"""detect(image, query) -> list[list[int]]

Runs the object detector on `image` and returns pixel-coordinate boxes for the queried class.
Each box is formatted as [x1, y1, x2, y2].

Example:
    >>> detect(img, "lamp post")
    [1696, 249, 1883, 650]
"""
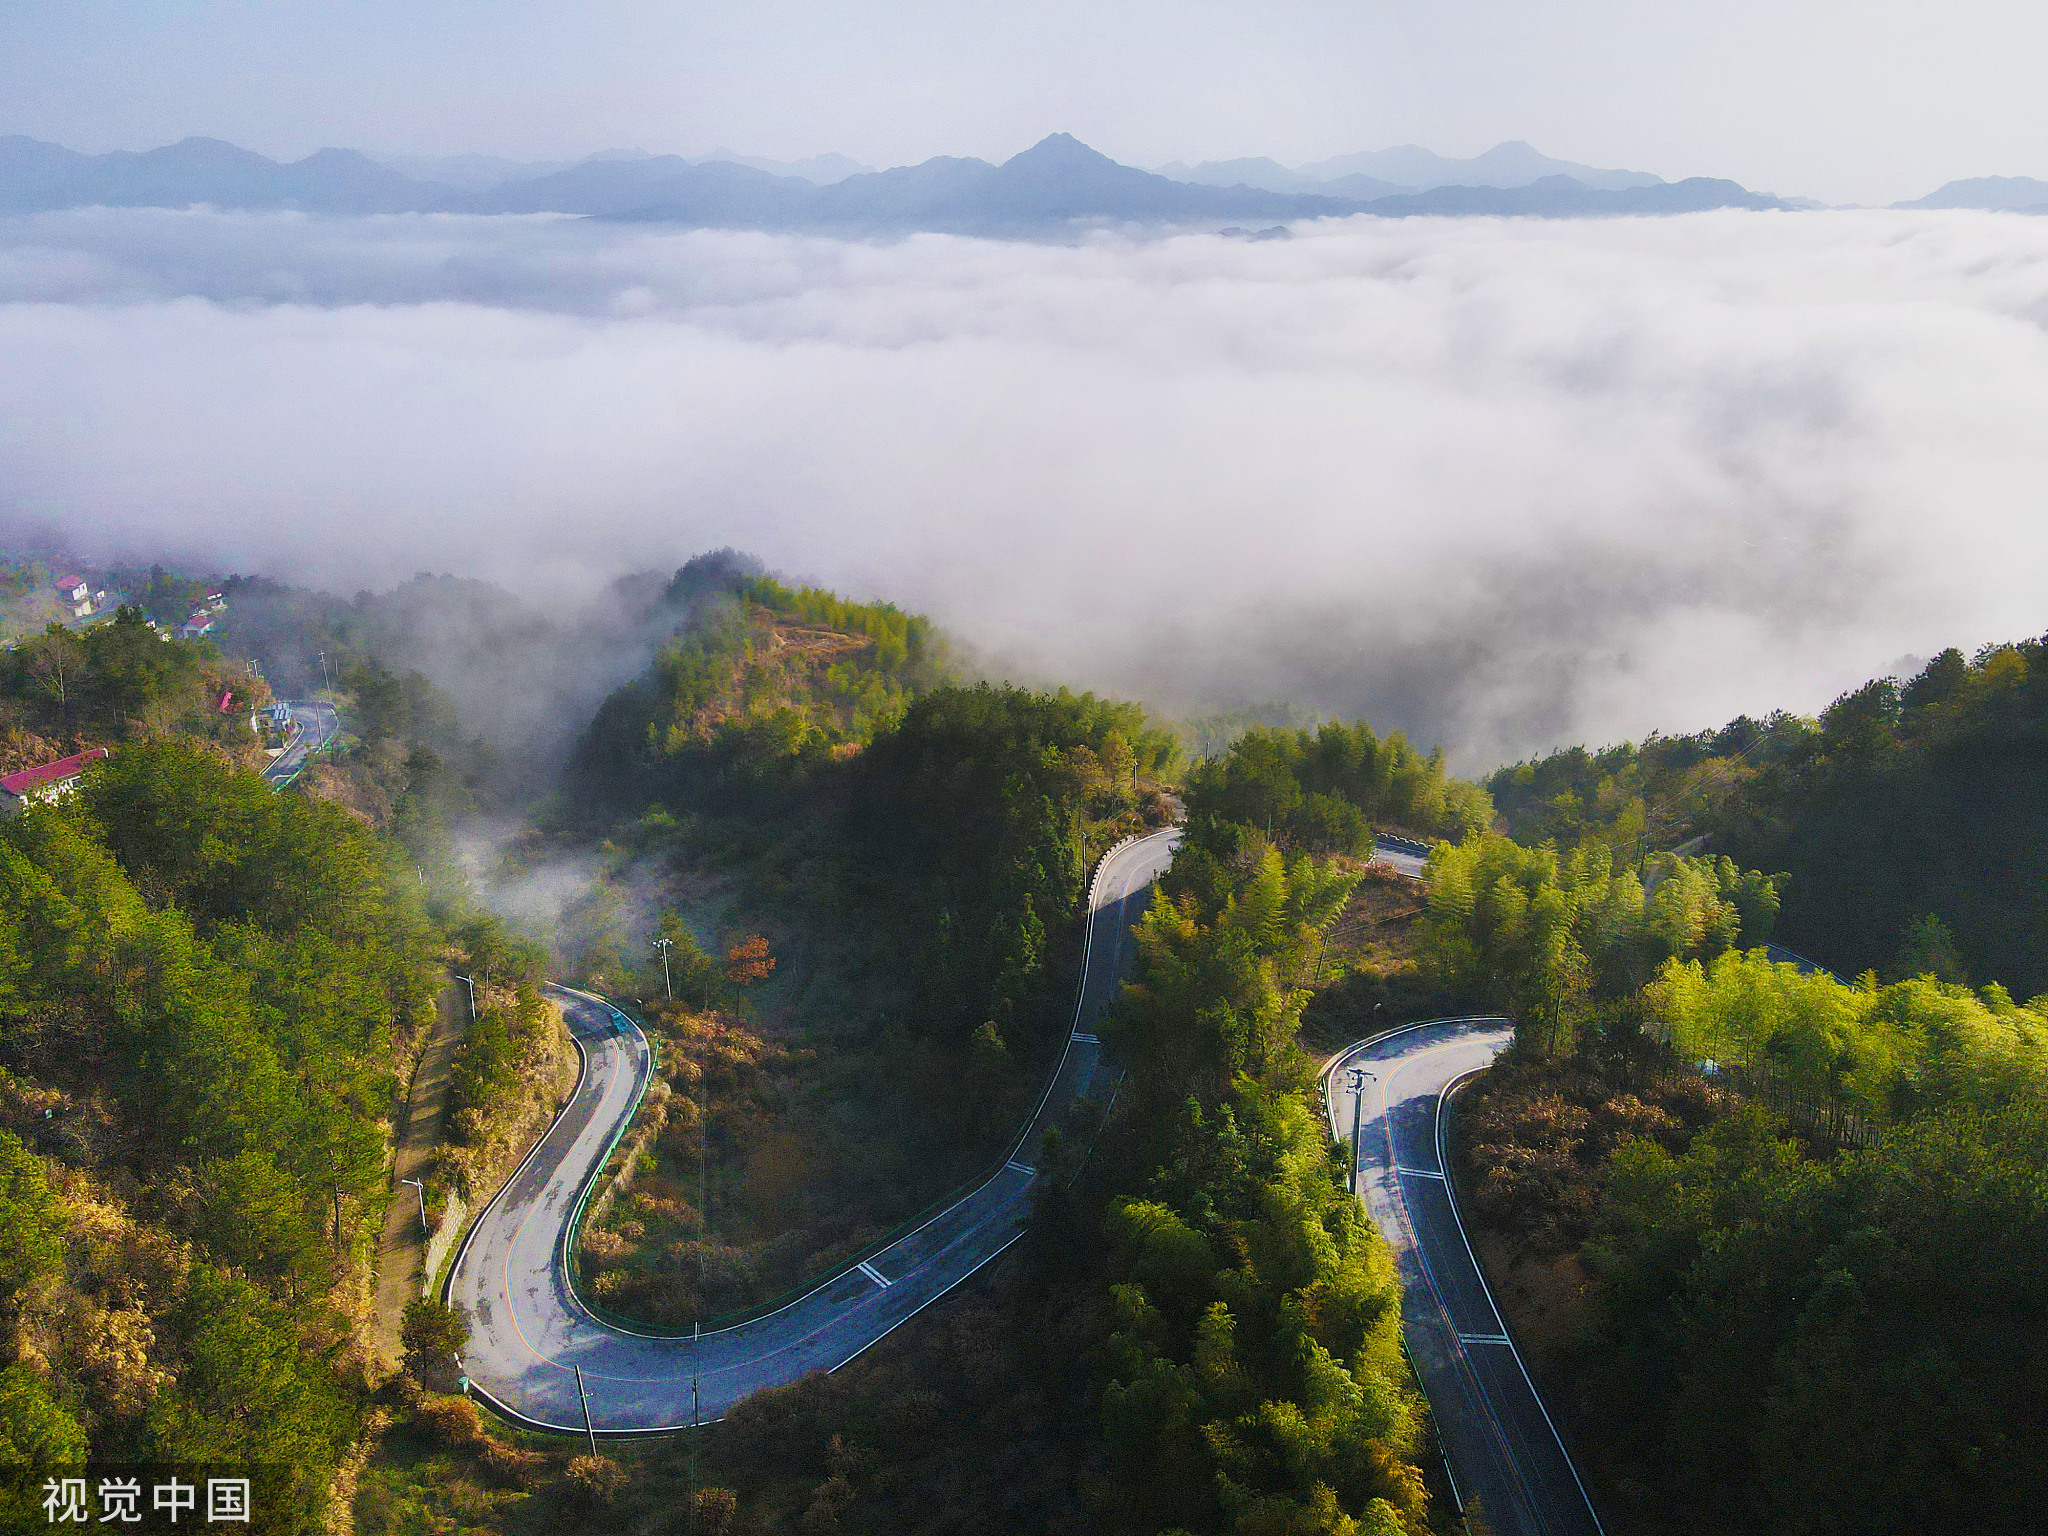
[653, 936, 674, 1000]
[689, 1375, 701, 1532]
[400, 1177, 427, 1238]
[574, 1364, 599, 1458]
[453, 974, 477, 1024]
[1346, 1065, 1373, 1192]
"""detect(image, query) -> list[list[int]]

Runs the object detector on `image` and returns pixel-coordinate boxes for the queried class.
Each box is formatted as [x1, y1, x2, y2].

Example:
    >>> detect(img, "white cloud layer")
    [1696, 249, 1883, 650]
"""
[4, 206, 2048, 767]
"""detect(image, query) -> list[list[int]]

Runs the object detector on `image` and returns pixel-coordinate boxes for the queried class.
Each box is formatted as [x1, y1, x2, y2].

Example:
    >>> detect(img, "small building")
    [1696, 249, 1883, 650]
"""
[53, 573, 93, 618]
[0, 747, 109, 815]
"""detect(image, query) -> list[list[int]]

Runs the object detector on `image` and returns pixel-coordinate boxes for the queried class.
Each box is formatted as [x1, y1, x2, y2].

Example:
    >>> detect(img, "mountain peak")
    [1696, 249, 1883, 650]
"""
[1008, 133, 1115, 168]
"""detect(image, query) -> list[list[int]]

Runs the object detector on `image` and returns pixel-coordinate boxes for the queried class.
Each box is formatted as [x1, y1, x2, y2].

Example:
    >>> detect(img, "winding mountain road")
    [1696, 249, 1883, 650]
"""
[445, 813, 1565, 1532]
[1325, 1021, 1605, 1536]
[449, 826, 1181, 1430]
[262, 699, 339, 788]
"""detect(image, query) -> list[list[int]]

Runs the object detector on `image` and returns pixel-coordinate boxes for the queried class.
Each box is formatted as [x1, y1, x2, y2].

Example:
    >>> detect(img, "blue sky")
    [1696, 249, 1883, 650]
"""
[6, 1, 2047, 204]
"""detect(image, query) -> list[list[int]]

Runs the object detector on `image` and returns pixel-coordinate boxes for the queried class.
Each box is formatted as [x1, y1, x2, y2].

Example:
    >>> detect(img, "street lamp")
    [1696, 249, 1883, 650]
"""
[1345, 1065, 1375, 1191]
[400, 1177, 427, 1238]
[454, 974, 477, 1024]
[653, 936, 674, 999]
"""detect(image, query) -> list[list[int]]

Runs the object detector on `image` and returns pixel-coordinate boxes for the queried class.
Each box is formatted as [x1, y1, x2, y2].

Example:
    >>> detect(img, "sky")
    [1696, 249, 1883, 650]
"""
[6, 1, 2048, 205]
[6, 205, 2048, 770]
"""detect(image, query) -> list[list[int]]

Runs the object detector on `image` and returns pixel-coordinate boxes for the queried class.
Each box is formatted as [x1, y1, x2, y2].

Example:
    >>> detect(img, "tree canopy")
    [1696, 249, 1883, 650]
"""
[1486, 636, 2048, 995]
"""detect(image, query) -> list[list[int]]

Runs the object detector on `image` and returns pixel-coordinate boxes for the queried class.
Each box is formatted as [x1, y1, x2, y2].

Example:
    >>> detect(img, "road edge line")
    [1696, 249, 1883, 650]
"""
[1434, 1062, 1609, 1535]
[531, 826, 1183, 1348]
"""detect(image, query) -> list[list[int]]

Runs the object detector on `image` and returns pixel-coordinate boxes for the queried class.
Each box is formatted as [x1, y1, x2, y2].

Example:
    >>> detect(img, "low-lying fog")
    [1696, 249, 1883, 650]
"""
[6, 206, 2047, 766]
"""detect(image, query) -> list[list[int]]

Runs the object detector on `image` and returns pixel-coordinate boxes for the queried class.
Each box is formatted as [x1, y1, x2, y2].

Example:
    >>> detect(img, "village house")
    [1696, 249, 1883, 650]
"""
[0, 747, 109, 815]
[51, 572, 113, 621]
[53, 573, 93, 619]
[180, 590, 228, 640]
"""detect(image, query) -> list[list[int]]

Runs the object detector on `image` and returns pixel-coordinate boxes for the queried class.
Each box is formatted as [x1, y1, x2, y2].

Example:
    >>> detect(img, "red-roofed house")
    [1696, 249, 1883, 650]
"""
[0, 747, 108, 814]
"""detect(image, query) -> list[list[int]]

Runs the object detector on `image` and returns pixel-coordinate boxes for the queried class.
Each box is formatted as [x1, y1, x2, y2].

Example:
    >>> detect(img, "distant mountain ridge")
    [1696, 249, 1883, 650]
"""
[1360, 175, 1783, 217]
[569, 134, 1367, 232]
[0, 131, 1794, 231]
[369, 146, 874, 190]
[0, 135, 446, 213]
[1157, 140, 1664, 194]
[1894, 175, 2048, 212]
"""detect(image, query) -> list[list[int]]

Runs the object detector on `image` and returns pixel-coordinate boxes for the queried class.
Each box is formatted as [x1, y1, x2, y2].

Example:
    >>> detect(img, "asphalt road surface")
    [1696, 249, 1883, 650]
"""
[262, 699, 339, 787]
[448, 826, 1182, 1431]
[1325, 1021, 1605, 1536]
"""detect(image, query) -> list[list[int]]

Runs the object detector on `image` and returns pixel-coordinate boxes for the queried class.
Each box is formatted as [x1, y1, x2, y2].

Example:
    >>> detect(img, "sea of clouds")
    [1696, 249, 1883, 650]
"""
[3, 205, 2046, 767]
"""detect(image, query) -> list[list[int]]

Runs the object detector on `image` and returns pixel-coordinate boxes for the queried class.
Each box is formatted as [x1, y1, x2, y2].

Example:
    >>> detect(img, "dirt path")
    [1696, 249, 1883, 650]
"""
[370, 983, 466, 1366]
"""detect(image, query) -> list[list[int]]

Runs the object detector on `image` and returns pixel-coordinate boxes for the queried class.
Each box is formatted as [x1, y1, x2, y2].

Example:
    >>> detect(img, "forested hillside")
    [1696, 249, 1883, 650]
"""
[1061, 762, 1438, 1534]
[565, 683, 1181, 1325]
[1422, 835, 1779, 1052]
[0, 745, 437, 1526]
[565, 567, 948, 812]
[1174, 719, 1493, 862]
[1429, 776, 2048, 1532]
[220, 552, 780, 804]
[525, 716, 1458, 1535]
[0, 608, 265, 774]
[1486, 635, 2048, 993]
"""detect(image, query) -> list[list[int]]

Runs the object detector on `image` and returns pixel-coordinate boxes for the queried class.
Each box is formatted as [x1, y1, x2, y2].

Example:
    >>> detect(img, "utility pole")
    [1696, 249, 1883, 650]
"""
[699, 1087, 709, 1315]
[574, 1364, 599, 1459]
[689, 1374, 701, 1532]
[401, 1177, 427, 1239]
[654, 936, 674, 999]
[316, 650, 331, 692]
[454, 974, 477, 1024]
[1346, 1065, 1372, 1193]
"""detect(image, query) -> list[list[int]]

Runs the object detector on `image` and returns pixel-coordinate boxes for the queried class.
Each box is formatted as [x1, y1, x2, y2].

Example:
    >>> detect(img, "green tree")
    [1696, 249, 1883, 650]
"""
[0, 1132, 63, 1304]
[1896, 911, 1967, 983]
[399, 1299, 470, 1390]
[0, 1366, 87, 1464]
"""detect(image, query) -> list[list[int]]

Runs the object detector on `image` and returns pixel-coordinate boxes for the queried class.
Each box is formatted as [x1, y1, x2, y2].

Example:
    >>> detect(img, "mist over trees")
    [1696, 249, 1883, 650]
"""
[221, 553, 773, 802]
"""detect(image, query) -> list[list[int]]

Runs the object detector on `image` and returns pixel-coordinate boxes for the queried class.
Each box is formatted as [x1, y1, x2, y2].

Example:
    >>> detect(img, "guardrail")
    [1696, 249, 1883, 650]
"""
[265, 701, 340, 790]
[1374, 831, 1434, 858]
[557, 989, 661, 1329]
[553, 822, 1180, 1339]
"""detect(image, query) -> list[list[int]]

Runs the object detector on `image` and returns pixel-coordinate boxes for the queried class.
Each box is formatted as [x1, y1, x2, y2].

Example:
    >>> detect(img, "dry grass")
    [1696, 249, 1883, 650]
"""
[1321, 861, 1428, 976]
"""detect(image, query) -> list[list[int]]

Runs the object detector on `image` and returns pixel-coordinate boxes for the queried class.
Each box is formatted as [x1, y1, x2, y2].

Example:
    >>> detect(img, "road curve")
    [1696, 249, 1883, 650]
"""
[1325, 1021, 1604, 1536]
[448, 826, 1181, 1431]
[263, 699, 339, 788]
